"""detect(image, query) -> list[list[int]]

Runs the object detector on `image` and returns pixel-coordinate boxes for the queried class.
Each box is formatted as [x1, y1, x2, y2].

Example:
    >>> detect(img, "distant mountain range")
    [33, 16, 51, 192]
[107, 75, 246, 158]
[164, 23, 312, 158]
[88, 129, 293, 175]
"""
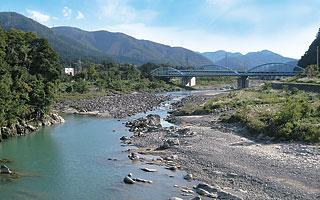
[0, 12, 212, 66]
[200, 50, 298, 70]
[0, 12, 298, 68]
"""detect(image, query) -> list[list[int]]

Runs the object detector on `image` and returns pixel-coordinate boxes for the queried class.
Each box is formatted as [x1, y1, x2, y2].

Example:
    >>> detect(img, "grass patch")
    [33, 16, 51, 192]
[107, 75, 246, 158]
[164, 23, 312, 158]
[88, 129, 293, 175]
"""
[199, 85, 320, 143]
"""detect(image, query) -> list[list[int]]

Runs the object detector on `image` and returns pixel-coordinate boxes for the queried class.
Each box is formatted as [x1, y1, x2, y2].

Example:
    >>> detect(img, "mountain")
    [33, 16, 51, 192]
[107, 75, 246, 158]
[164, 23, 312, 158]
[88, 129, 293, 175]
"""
[0, 12, 107, 63]
[201, 50, 242, 63]
[0, 12, 212, 66]
[201, 50, 297, 70]
[52, 26, 212, 66]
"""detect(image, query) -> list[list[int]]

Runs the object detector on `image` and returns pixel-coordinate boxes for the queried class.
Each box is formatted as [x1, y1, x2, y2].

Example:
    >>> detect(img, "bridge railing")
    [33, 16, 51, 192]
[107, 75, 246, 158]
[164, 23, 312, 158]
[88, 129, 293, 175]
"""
[151, 63, 304, 77]
[245, 63, 304, 74]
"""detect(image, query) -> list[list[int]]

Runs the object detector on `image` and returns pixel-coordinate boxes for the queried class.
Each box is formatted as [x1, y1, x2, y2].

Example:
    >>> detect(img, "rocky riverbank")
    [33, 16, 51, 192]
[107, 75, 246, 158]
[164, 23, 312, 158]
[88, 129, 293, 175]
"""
[54, 93, 171, 118]
[0, 113, 65, 142]
[122, 92, 320, 200]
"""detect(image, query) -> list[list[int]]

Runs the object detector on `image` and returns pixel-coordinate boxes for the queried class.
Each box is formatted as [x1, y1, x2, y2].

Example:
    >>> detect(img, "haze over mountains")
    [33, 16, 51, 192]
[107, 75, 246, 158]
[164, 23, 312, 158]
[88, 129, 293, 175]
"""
[0, 12, 297, 68]
[201, 50, 297, 70]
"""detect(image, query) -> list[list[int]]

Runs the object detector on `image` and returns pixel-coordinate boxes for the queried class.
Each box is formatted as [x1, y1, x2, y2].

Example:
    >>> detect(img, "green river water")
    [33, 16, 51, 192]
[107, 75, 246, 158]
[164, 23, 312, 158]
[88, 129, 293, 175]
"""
[0, 91, 214, 200]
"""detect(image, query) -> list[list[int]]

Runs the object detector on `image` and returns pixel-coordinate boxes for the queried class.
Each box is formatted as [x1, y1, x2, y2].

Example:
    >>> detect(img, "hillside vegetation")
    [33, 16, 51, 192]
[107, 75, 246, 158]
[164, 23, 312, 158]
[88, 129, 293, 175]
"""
[298, 28, 320, 68]
[0, 24, 61, 127]
[179, 84, 320, 143]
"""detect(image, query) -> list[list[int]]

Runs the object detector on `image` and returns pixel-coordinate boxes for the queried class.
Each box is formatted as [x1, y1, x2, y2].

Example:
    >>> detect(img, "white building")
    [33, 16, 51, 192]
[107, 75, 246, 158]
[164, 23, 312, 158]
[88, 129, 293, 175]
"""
[64, 68, 75, 76]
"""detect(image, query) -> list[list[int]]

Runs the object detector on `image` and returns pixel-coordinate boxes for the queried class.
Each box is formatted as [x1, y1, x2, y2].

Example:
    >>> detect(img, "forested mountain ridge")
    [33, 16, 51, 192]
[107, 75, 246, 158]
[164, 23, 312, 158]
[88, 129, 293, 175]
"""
[298, 28, 320, 68]
[0, 12, 107, 63]
[0, 12, 212, 66]
[52, 26, 213, 66]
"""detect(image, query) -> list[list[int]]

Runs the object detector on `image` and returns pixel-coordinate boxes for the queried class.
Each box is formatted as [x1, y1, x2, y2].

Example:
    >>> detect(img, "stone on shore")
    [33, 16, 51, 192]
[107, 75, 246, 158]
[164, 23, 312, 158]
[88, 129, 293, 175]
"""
[123, 176, 135, 184]
[120, 136, 130, 141]
[217, 190, 242, 200]
[183, 173, 193, 181]
[196, 183, 221, 193]
[162, 138, 180, 149]
[196, 188, 209, 196]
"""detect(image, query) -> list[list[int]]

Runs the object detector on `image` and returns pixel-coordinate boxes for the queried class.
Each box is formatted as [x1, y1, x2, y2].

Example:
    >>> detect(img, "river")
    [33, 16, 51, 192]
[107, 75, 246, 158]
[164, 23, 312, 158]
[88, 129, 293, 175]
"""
[0, 90, 215, 200]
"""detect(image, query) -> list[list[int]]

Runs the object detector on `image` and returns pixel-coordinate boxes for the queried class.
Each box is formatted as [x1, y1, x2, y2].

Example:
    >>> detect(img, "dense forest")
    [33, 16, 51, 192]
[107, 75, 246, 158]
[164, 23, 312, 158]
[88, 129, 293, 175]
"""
[0, 24, 61, 127]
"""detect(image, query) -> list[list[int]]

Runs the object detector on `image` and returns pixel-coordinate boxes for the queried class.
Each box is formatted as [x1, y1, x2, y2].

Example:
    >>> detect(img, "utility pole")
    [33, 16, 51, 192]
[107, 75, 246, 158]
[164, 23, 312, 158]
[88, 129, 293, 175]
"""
[317, 46, 319, 69]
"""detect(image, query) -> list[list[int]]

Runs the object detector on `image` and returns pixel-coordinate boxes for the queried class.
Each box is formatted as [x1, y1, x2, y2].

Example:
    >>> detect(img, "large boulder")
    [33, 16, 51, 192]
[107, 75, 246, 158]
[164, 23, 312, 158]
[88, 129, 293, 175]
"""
[146, 114, 161, 127]
[196, 183, 221, 193]
[162, 138, 180, 149]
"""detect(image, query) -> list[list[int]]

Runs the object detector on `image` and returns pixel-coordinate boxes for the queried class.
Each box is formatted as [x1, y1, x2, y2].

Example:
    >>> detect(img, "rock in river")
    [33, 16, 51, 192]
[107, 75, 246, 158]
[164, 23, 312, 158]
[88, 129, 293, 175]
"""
[140, 168, 158, 172]
[169, 197, 183, 200]
[0, 165, 12, 174]
[123, 176, 135, 184]
[128, 152, 140, 160]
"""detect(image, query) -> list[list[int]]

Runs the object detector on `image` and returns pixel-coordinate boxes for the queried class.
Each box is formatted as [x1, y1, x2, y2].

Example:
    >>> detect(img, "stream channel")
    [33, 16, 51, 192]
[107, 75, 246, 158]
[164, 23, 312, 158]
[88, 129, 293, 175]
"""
[0, 90, 218, 200]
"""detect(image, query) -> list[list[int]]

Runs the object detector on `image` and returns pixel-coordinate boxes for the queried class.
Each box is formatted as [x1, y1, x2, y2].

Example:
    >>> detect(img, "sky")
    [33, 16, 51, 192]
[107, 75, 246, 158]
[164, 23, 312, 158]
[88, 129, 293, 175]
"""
[1, 0, 320, 59]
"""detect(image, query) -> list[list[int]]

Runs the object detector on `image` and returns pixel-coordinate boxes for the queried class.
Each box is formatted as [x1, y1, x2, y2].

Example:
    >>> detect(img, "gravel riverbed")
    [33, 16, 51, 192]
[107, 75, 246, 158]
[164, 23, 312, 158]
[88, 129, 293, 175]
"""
[54, 93, 171, 118]
[126, 92, 320, 200]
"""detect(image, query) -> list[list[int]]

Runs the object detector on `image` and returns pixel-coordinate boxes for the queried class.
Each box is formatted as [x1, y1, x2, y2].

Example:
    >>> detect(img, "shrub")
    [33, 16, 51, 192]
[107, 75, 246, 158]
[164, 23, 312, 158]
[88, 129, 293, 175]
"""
[220, 113, 230, 122]
[291, 87, 299, 95]
[73, 80, 89, 94]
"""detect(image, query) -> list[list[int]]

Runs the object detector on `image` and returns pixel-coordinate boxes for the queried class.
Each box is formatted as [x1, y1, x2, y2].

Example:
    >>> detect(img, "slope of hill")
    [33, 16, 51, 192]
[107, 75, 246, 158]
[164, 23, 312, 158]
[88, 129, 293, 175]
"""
[52, 26, 213, 66]
[0, 12, 212, 66]
[298, 29, 320, 68]
[201, 50, 242, 63]
[201, 50, 297, 70]
[0, 12, 106, 63]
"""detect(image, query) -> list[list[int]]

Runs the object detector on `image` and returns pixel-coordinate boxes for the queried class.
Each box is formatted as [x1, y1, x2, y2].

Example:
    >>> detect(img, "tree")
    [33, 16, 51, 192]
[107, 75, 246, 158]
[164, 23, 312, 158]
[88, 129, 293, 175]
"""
[298, 28, 320, 69]
[0, 26, 62, 126]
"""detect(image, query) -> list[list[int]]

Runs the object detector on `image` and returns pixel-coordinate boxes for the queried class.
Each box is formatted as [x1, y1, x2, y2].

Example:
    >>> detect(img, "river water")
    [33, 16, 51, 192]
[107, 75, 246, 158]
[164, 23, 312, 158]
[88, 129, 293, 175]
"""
[0, 90, 215, 200]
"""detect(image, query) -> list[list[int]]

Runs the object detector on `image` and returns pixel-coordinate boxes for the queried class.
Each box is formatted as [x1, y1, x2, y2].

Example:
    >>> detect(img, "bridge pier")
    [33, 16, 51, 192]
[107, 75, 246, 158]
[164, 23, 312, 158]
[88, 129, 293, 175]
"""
[182, 77, 196, 87]
[238, 76, 249, 89]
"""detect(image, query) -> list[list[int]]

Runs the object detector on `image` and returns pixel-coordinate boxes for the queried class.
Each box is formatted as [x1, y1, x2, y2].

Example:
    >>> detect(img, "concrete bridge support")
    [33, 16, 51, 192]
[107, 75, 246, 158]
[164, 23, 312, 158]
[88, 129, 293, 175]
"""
[238, 76, 249, 89]
[182, 77, 196, 87]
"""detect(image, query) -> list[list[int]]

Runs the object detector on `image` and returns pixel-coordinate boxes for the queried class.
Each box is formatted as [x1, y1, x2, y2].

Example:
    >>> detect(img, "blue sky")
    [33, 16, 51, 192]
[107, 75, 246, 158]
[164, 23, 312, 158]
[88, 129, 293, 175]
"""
[1, 0, 320, 59]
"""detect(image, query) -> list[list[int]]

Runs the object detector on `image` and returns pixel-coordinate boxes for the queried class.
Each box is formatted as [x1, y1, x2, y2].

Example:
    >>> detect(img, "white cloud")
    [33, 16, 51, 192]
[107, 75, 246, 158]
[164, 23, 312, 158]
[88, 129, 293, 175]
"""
[62, 6, 72, 19]
[98, 0, 158, 24]
[26, 9, 50, 23]
[76, 11, 85, 19]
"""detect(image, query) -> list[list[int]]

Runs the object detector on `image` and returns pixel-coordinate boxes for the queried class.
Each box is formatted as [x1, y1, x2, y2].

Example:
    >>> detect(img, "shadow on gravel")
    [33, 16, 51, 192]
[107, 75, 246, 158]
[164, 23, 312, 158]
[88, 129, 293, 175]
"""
[230, 141, 257, 146]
